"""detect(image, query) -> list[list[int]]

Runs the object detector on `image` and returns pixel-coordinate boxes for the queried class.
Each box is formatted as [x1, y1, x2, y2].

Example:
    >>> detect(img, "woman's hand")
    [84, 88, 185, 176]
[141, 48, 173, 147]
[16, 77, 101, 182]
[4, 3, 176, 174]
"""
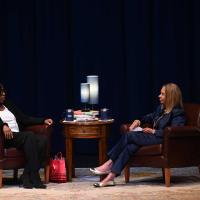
[3, 125, 13, 139]
[143, 127, 155, 134]
[44, 118, 53, 126]
[129, 120, 141, 131]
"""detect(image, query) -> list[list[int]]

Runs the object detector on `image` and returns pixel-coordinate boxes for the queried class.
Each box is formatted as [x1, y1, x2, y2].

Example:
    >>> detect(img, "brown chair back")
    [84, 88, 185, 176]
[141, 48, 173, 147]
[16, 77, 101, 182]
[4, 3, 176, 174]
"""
[184, 103, 200, 126]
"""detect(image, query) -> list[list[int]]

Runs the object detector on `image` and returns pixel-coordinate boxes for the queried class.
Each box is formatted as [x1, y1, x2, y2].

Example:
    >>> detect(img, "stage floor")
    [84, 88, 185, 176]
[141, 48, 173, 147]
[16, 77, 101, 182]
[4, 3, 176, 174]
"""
[1, 167, 200, 200]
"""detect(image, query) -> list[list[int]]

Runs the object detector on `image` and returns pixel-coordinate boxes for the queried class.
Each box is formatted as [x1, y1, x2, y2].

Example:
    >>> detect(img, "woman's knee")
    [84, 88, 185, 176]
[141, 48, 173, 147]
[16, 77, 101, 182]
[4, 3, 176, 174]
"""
[126, 131, 138, 141]
[23, 131, 36, 140]
[127, 143, 139, 155]
[36, 135, 48, 150]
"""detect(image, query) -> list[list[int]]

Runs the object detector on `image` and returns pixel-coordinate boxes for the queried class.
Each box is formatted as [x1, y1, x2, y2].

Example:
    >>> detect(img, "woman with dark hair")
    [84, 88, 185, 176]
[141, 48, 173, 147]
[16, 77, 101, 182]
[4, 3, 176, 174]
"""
[90, 83, 186, 187]
[0, 83, 53, 189]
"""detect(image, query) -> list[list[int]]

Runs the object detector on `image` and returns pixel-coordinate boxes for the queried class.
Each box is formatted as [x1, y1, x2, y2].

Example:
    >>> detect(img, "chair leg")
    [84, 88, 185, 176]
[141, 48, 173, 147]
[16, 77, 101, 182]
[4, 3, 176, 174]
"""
[0, 169, 3, 188]
[124, 165, 130, 183]
[164, 168, 171, 187]
[13, 169, 18, 180]
[162, 168, 165, 180]
[44, 165, 50, 183]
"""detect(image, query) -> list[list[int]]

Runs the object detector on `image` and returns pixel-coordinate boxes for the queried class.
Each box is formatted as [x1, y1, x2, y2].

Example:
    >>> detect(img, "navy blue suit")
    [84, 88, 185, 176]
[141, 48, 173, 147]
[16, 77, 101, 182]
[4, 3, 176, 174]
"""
[108, 105, 186, 175]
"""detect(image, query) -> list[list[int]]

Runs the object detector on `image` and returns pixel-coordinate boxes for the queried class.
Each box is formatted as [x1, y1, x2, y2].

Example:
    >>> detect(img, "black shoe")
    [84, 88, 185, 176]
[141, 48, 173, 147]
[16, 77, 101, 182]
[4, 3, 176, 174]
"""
[34, 183, 47, 189]
[19, 174, 33, 189]
[30, 172, 47, 189]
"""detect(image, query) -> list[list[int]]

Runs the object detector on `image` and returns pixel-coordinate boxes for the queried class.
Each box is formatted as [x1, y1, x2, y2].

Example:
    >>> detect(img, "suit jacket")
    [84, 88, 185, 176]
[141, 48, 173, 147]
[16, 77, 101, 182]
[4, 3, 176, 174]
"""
[0, 100, 45, 132]
[140, 105, 186, 137]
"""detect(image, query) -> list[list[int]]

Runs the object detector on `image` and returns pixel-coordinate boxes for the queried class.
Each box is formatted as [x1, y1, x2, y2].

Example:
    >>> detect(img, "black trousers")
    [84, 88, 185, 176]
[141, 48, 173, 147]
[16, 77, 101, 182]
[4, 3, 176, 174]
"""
[107, 131, 163, 175]
[5, 131, 48, 173]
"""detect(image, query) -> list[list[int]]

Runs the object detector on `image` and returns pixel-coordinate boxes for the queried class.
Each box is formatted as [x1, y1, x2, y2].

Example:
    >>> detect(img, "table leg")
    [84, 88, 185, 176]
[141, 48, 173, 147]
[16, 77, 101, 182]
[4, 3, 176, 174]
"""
[66, 137, 73, 181]
[99, 136, 107, 181]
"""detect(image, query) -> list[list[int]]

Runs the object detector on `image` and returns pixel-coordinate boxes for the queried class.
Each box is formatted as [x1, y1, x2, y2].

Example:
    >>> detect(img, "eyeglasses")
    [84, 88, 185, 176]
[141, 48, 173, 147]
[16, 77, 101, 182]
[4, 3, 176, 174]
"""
[0, 90, 6, 96]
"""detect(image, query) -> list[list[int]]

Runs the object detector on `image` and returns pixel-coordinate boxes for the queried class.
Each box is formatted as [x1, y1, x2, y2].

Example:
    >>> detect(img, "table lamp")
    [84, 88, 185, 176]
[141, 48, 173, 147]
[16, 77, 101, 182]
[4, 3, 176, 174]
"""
[80, 83, 90, 111]
[87, 75, 99, 110]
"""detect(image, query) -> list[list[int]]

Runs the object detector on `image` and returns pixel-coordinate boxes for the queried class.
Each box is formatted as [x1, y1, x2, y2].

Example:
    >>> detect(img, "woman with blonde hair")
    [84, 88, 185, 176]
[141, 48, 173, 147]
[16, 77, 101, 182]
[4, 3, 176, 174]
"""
[90, 83, 185, 187]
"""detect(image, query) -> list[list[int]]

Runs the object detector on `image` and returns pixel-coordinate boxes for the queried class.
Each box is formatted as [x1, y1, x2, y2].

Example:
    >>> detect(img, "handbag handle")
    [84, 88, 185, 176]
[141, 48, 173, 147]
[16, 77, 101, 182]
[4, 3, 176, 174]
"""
[55, 152, 63, 159]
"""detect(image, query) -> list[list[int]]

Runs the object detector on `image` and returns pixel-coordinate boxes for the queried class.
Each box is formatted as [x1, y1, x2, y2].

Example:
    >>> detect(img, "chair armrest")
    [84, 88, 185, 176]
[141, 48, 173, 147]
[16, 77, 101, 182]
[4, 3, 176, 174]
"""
[162, 126, 200, 166]
[164, 126, 200, 139]
[0, 130, 4, 160]
[23, 124, 53, 137]
[24, 124, 53, 162]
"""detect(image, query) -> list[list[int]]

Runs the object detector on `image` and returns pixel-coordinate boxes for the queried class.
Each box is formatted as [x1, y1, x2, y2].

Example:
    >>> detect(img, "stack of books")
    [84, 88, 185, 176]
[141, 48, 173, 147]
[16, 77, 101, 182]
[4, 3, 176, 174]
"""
[74, 110, 99, 121]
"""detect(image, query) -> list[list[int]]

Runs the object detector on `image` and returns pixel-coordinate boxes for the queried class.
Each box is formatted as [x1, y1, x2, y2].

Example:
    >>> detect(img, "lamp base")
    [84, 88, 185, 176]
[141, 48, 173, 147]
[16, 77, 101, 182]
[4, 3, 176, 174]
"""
[90, 104, 98, 111]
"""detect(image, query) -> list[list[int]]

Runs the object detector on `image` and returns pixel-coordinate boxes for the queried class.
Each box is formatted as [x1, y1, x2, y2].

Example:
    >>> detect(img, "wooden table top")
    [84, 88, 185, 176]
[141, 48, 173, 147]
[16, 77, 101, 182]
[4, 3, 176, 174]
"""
[60, 119, 114, 126]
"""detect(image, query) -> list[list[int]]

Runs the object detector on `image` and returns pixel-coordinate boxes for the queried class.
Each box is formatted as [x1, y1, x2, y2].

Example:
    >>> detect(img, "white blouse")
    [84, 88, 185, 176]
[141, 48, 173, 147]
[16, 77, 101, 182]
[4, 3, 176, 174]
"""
[0, 106, 19, 132]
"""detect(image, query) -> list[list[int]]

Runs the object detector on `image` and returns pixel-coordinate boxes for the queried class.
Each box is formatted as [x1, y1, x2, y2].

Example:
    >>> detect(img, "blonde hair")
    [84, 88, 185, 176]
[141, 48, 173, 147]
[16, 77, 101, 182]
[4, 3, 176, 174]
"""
[163, 83, 183, 112]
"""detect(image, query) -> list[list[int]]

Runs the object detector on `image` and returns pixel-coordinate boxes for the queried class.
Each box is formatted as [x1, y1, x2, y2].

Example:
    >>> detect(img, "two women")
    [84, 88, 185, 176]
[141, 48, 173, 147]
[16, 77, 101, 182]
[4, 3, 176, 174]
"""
[1, 82, 186, 188]
[90, 83, 186, 187]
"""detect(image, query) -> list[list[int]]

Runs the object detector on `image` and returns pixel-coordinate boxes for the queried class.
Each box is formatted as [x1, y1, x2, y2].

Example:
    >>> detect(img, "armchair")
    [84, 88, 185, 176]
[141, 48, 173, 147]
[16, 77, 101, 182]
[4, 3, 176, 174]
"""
[121, 103, 200, 187]
[0, 124, 52, 188]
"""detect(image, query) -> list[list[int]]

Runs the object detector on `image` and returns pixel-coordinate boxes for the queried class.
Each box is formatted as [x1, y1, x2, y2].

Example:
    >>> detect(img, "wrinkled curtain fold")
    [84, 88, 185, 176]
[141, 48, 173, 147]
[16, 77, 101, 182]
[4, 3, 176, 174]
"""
[1, 0, 200, 153]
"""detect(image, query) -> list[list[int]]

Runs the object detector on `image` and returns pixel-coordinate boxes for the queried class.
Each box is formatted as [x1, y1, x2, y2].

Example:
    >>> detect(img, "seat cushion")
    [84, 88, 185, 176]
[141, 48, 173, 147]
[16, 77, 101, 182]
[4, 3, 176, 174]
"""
[135, 144, 162, 156]
[4, 148, 25, 158]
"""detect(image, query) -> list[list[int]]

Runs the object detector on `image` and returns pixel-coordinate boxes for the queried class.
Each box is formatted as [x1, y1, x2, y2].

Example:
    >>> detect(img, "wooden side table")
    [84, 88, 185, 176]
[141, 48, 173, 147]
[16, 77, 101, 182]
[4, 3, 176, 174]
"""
[61, 119, 114, 181]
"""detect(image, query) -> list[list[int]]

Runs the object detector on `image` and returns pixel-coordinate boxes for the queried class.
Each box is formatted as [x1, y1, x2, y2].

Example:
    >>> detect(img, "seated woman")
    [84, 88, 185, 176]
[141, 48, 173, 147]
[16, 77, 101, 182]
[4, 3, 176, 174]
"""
[0, 83, 53, 189]
[90, 83, 186, 187]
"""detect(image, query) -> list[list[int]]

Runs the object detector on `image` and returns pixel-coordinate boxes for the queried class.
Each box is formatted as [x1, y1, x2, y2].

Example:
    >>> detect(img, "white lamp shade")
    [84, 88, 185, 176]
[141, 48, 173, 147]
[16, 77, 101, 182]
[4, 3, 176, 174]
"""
[87, 75, 99, 104]
[80, 83, 90, 103]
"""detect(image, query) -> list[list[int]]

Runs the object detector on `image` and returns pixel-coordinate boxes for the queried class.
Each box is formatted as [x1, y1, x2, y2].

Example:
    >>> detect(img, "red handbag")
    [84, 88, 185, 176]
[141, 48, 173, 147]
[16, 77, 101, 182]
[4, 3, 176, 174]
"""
[50, 152, 67, 183]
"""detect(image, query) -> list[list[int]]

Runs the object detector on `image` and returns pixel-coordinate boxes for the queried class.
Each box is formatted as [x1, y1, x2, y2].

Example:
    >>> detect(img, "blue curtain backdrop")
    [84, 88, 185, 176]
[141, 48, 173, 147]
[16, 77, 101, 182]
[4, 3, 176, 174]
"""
[1, 0, 200, 156]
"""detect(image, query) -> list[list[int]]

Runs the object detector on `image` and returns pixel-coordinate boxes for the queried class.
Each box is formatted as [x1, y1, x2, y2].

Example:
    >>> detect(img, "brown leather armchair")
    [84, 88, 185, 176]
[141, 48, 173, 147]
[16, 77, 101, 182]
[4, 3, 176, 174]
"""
[0, 124, 52, 188]
[121, 103, 200, 187]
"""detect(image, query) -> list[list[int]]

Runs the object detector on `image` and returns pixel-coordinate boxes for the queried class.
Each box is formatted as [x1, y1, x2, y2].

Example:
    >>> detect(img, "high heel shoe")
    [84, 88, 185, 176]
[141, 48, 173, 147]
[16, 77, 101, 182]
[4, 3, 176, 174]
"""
[90, 168, 111, 175]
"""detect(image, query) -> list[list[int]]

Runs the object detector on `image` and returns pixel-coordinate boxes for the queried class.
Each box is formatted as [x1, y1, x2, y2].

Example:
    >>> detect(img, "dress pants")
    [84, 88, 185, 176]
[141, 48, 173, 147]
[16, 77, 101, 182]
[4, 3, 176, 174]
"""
[5, 131, 48, 173]
[107, 131, 163, 175]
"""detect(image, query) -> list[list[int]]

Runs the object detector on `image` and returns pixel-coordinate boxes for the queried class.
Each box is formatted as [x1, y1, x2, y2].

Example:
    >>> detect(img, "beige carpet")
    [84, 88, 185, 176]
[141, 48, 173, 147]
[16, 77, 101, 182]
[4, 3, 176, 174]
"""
[0, 167, 200, 200]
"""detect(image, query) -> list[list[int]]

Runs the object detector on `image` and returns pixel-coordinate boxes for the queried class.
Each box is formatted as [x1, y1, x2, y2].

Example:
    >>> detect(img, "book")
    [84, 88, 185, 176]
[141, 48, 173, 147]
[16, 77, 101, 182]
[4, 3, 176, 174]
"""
[74, 110, 99, 121]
